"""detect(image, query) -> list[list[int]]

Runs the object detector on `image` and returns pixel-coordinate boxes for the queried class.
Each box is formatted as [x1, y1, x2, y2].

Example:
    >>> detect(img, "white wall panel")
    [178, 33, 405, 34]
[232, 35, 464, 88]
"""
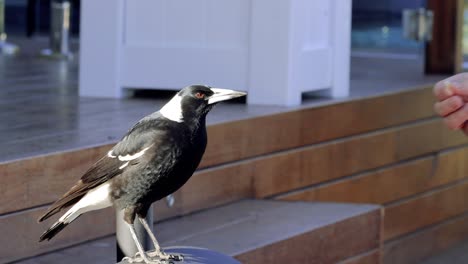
[80, 0, 351, 105]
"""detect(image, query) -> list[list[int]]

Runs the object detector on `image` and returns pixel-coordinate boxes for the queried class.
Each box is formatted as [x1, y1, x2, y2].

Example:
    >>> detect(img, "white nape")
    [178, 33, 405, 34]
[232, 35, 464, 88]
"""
[160, 94, 184, 123]
[59, 182, 112, 223]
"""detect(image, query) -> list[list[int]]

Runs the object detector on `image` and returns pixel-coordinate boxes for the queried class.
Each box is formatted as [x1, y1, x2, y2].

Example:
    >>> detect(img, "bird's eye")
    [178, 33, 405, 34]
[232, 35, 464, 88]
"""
[195, 92, 205, 99]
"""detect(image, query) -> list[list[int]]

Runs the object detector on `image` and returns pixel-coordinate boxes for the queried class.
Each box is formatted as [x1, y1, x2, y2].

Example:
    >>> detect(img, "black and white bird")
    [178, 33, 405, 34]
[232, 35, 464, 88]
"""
[38, 85, 246, 263]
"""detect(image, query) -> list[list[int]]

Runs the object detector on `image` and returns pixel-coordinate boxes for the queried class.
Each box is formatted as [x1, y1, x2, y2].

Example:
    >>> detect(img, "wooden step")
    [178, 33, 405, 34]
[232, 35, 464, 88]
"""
[384, 211, 468, 264]
[0, 87, 438, 217]
[2, 113, 466, 262]
[3, 87, 466, 262]
[12, 200, 382, 264]
[279, 145, 468, 205]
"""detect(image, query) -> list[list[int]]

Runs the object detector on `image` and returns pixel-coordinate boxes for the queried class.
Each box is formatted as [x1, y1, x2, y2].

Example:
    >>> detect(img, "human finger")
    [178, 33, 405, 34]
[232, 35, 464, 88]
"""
[434, 96, 464, 117]
[443, 104, 468, 130]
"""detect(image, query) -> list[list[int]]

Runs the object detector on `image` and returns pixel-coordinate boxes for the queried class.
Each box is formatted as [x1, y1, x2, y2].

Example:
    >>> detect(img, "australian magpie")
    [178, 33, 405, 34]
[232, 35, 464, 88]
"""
[38, 85, 246, 263]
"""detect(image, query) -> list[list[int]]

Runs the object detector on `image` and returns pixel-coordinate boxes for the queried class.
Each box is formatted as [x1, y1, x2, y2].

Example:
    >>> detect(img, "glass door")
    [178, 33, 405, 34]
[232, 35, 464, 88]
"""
[352, 0, 426, 56]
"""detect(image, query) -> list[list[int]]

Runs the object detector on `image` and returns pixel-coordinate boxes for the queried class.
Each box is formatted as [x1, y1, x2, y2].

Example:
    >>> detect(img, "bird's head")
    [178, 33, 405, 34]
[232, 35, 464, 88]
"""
[160, 85, 246, 123]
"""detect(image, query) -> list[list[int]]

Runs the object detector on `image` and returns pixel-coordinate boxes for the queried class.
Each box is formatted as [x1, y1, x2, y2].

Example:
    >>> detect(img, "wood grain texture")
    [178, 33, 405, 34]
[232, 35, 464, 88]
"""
[252, 131, 396, 198]
[200, 87, 435, 168]
[300, 87, 435, 145]
[0, 200, 380, 263]
[384, 212, 468, 264]
[396, 119, 468, 160]
[1, 50, 447, 163]
[7, 117, 456, 218]
[384, 180, 468, 241]
[338, 250, 381, 264]
[279, 145, 468, 205]
[162, 162, 254, 217]
[235, 209, 381, 264]
[0, 149, 253, 217]
[280, 157, 433, 204]
[0, 206, 115, 263]
[0, 44, 453, 262]
[253, 119, 468, 198]
[0, 197, 186, 263]
[0, 145, 110, 215]
[0, 162, 254, 262]
[0, 88, 446, 216]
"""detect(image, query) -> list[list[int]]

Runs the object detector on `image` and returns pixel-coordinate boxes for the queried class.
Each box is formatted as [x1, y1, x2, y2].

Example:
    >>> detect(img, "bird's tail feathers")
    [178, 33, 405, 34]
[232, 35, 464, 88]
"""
[38, 207, 62, 223]
[39, 182, 112, 241]
[37, 192, 84, 223]
[39, 208, 80, 242]
[39, 221, 68, 242]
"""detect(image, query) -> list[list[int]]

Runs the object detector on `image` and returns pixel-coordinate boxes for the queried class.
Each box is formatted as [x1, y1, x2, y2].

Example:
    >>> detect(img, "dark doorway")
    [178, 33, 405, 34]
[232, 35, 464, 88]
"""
[5, 0, 80, 37]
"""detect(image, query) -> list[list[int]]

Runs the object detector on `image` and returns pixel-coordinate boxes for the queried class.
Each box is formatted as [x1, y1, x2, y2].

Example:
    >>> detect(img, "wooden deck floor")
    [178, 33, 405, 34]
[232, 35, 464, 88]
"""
[0, 43, 447, 163]
[0, 52, 288, 162]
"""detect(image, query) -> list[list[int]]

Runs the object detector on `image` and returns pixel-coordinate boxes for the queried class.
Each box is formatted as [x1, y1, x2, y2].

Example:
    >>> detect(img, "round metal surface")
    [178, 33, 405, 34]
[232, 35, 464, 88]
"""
[118, 246, 240, 264]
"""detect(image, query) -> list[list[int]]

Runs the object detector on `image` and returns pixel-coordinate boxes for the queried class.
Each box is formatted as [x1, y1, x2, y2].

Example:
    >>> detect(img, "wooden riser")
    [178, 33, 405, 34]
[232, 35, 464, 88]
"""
[0, 87, 435, 215]
[384, 212, 468, 264]
[202, 87, 436, 167]
[232, 203, 381, 264]
[2, 117, 465, 219]
[279, 145, 468, 205]
[339, 250, 381, 264]
[0, 206, 115, 263]
[385, 181, 468, 241]
[278, 144, 468, 241]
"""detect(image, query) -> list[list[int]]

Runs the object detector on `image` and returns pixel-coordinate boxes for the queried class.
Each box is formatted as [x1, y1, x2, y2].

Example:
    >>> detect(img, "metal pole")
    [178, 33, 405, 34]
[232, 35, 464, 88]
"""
[0, 0, 19, 55]
[0, 0, 5, 41]
[116, 207, 154, 261]
[41, 0, 72, 59]
[116, 195, 175, 261]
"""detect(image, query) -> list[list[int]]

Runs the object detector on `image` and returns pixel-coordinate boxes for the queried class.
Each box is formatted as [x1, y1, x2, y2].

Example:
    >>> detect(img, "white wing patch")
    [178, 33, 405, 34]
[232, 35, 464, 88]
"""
[117, 145, 152, 161]
[119, 162, 130, 169]
[109, 145, 152, 170]
[107, 150, 116, 158]
[160, 94, 184, 123]
[108, 143, 152, 171]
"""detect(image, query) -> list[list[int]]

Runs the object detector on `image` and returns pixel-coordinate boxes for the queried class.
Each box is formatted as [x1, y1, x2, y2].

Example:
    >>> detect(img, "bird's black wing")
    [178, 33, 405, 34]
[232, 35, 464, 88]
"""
[38, 114, 163, 222]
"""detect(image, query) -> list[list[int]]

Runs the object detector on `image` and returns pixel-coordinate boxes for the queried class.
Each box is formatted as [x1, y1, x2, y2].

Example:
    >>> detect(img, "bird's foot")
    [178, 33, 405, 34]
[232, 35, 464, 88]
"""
[122, 255, 145, 263]
[147, 250, 183, 262]
[122, 252, 172, 264]
[121, 249, 183, 263]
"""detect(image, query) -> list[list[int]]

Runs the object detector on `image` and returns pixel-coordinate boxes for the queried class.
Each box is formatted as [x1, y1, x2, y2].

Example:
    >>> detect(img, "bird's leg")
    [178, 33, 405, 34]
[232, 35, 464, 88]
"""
[121, 222, 164, 264]
[138, 216, 162, 252]
[138, 217, 183, 261]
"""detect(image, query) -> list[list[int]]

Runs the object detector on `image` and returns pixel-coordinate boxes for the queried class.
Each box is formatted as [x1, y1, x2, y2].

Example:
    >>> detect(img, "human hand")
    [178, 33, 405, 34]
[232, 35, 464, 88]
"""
[433, 73, 468, 134]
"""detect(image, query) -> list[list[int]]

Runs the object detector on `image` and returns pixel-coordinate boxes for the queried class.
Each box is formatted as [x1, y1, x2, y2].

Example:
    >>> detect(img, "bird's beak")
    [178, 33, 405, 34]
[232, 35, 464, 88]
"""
[207, 88, 247, 105]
